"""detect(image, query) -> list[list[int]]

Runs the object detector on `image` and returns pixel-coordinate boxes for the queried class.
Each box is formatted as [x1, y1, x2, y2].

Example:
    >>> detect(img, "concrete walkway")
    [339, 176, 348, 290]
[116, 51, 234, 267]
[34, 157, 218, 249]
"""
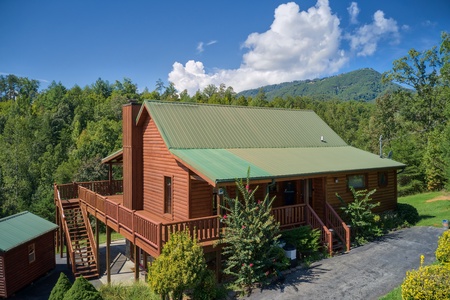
[247, 226, 445, 300]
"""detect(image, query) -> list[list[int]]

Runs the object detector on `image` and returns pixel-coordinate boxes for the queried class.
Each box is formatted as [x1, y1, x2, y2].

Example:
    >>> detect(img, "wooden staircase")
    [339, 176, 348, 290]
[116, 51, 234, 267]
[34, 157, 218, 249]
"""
[61, 200, 99, 279]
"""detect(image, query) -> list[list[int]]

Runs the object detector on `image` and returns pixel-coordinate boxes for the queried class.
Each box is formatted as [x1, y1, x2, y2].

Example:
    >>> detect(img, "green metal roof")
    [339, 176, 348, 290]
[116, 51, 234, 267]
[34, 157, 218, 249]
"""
[0, 211, 58, 253]
[171, 147, 405, 184]
[142, 101, 347, 149]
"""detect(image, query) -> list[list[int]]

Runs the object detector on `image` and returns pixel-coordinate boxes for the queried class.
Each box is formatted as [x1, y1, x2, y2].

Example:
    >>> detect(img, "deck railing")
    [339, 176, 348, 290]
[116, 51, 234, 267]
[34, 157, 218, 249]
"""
[74, 184, 220, 255]
[271, 204, 306, 228]
[161, 216, 221, 244]
[58, 182, 339, 257]
[57, 180, 123, 200]
[325, 202, 351, 252]
[53, 185, 77, 275]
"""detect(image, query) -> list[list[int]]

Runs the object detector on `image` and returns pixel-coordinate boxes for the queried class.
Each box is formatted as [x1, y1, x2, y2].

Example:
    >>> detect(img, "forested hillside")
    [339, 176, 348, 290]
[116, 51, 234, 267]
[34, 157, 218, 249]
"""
[0, 33, 448, 223]
[238, 68, 403, 101]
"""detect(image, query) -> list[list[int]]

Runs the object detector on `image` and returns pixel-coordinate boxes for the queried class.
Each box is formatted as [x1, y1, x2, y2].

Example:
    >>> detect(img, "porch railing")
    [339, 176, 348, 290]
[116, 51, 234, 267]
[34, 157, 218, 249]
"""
[306, 204, 333, 256]
[271, 204, 306, 228]
[325, 202, 351, 252]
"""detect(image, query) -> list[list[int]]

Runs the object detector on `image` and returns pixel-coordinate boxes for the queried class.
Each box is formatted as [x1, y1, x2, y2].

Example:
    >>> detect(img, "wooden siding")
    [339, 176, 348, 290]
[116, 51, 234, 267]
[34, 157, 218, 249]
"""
[0, 255, 5, 298]
[142, 117, 190, 221]
[325, 169, 398, 213]
[1, 232, 55, 298]
[189, 172, 214, 219]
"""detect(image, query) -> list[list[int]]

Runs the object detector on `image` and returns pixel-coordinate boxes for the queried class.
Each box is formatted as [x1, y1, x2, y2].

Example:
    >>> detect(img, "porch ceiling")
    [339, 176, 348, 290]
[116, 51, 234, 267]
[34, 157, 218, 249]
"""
[170, 146, 406, 184]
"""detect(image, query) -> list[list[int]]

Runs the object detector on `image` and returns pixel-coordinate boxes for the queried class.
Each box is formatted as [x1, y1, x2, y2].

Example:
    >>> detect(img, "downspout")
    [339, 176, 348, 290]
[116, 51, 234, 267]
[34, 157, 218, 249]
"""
[266, 179, 276, 195]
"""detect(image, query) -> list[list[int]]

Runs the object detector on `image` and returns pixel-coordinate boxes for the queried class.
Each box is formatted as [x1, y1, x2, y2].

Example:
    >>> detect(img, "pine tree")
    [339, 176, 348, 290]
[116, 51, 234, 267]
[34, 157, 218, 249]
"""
[218, 169, 282, 294]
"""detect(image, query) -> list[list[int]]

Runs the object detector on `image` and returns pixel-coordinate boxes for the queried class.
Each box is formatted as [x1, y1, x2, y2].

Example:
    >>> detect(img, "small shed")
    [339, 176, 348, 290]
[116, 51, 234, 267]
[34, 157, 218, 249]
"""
[0, 211, 58, 298]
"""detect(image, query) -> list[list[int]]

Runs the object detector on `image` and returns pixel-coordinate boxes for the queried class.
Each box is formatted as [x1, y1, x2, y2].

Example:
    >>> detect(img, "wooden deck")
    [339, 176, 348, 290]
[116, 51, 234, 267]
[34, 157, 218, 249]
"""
[56, 180, 349, 257]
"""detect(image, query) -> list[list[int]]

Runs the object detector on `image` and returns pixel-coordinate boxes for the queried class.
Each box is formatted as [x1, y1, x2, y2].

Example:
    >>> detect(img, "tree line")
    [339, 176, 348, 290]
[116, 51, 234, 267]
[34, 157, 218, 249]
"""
[0, 33, 448, 222]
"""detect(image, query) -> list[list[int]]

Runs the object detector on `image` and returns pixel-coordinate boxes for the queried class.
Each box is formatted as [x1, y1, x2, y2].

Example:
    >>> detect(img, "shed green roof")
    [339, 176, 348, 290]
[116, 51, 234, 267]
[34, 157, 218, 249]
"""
[0, 211, 58, 253]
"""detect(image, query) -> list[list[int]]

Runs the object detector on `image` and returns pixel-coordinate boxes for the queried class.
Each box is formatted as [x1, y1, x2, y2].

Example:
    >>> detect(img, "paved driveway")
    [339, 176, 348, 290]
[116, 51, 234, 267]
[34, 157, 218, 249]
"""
[247, 226, 445, 300]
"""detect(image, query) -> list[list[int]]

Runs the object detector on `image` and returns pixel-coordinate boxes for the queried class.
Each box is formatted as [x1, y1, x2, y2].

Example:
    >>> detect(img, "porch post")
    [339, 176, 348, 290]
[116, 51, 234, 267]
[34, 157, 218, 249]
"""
[134, 244, 140, 281]
[106, 225, 111, 284]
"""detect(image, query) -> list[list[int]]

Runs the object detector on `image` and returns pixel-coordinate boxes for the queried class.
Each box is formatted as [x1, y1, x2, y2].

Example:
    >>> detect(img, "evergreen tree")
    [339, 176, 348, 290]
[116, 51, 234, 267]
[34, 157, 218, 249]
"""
[218, 169, 282, 295]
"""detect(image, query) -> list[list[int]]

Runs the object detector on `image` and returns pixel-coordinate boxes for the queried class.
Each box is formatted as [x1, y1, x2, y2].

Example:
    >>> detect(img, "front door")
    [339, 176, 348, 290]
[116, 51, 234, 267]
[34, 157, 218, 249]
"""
[311, 177, 326, 221]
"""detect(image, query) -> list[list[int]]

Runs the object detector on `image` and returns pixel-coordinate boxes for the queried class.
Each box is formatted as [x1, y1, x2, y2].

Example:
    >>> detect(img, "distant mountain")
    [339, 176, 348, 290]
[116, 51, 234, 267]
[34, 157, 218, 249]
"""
[238, 68, 403, 102]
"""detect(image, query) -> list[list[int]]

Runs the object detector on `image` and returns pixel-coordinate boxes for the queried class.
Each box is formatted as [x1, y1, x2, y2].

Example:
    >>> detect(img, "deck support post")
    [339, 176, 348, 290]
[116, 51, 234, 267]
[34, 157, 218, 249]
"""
[215, 250, 221, 283]
[143, 251, 148, 280]
[106, 225, 111, 284]
[65, 238, 69, 268]
[134, 244, 140, 281]
[95, 218, 100, 270]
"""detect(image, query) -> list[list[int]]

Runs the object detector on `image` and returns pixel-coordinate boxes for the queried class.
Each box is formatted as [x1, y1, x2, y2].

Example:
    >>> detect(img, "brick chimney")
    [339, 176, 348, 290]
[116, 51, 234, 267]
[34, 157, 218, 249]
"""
[122, 100, 143, 210]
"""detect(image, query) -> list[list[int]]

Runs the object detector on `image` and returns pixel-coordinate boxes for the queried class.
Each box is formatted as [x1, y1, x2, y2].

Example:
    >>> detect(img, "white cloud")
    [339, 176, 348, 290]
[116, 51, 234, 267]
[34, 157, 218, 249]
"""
[196, 40, 218, 54]
[169, 1, 399, 95]
[347, 10, 399, 57]
[169, 0, 347, 94]
[196, 42, 204, 53]
[347, 2, 359, 24]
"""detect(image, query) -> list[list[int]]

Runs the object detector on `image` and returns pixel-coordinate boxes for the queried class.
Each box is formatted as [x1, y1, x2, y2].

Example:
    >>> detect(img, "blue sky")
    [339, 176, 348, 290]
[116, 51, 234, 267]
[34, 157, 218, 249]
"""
[1, 0, 449, 94]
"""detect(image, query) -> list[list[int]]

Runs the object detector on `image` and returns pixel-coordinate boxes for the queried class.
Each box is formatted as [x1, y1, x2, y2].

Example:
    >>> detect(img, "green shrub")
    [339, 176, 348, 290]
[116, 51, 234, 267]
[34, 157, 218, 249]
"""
[99, 282, 159, 300]
[281, 226, 321, 256]
[337, 187, 382, 245]
[63, 275, 102, 300]
[267, 244, 290, 271]
[436, 230, 450, 264]
[148, 229, 207, 300]
[397, 203, 420, 225]
[49, 272, 72, 300]
[192, 269, 217, 300]
[401, 263, 450, 300]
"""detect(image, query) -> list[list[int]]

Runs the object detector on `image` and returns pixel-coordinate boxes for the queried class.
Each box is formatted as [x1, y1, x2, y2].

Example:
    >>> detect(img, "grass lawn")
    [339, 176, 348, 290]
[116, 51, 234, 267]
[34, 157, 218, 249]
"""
[379, 191, 449, 300]
[398, 191, 450, 227]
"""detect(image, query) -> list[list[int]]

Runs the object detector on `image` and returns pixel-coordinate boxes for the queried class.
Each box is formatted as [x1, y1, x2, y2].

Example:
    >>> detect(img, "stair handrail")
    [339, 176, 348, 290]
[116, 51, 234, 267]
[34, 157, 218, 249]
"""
[305, 204, 333, 256]
[54, 184, 76, 275]
[325, 202, 351, 252]
[79, 201, 99, 273]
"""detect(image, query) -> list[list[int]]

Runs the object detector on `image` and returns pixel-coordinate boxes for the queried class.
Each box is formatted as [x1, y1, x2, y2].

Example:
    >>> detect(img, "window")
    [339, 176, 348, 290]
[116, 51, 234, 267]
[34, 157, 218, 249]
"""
[28, 244, 35, 263]
[164, 176, 172, 214]
[378, 172, 388, 187]
[347, 174, 366, 189]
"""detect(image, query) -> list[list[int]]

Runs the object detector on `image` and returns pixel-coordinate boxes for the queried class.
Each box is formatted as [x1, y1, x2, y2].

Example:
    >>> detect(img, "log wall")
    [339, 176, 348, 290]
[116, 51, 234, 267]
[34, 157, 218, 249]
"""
[0, 232, 55, 298]
[142, 117, 190, 221]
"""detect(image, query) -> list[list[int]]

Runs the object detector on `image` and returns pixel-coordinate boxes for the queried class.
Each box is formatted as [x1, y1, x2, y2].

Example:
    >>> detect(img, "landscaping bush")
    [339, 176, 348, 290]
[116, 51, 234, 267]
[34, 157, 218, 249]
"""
[401, 262, 450, 300]
[49, 272, 72, 300]
[397, 203, 420, 225]
[99, 282, 159, 300]
[337, 187, 383, 245]
[63, 275, 102, 300]
[436, 230, 450, 264]
[148, 229, 207, 300]
[281, 226, 321, 257]
[192, 269, 218, 300]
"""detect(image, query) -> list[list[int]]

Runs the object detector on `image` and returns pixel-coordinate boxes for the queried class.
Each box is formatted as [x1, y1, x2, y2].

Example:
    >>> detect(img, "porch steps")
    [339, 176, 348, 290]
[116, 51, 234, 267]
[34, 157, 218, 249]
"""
[62, 201, 99, 279]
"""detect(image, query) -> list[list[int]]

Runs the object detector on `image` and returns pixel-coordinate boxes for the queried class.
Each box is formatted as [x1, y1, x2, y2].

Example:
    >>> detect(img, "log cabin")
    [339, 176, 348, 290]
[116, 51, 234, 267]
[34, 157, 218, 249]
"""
[0, 211, 58, 298]
[54, 100, 405, 281]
